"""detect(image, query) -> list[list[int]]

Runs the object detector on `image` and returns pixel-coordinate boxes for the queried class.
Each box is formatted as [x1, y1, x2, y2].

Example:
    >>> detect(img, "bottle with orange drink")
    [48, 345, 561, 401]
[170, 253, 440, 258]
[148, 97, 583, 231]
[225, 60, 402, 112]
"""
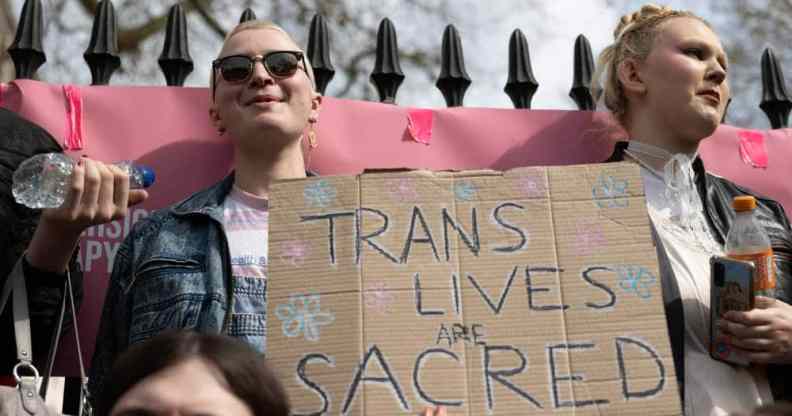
[725, 196, 776, 298]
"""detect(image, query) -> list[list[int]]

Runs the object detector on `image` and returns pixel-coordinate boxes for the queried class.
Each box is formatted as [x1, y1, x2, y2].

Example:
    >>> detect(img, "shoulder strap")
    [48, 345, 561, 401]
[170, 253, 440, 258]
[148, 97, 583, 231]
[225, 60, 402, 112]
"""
[2, 255, 89, 410]
[40, 277, 67, 398]
[0, 257, 34, 365]
[40, 267, 89, 407]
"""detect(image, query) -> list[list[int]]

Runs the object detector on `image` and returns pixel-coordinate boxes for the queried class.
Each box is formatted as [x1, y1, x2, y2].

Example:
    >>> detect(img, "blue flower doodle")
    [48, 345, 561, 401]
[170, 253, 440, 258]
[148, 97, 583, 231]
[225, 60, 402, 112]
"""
[592, 174, 629, 208]
[275, 293, 335, 342]
[616, 265, 656, 299]
[454, 181, 477, 201]
[304, 180, 337, 208]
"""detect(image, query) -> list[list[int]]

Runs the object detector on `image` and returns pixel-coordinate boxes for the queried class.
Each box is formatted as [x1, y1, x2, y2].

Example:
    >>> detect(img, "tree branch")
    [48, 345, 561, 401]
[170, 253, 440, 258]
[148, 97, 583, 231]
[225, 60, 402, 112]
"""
[189, 0, 226, 39]
[1, 0, 15, 35]
[336, 47, 375, 97]
[79, 0, 226, 52]
[78, 0, 99, 14]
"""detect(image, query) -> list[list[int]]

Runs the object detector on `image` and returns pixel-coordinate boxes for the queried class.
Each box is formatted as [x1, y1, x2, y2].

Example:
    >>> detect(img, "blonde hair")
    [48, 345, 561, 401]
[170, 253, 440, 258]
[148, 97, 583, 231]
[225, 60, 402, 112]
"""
[210, 20, 317, 94]
[592, 4, 708, 123]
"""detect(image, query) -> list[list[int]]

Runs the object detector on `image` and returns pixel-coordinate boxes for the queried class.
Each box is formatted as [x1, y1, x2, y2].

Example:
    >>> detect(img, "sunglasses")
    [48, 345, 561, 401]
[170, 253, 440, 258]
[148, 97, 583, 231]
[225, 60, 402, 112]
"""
[212, 51, 311, 98]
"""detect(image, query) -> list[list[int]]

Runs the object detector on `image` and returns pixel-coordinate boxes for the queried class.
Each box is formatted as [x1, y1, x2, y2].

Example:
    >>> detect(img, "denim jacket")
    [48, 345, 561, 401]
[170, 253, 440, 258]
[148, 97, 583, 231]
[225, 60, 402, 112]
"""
[89, 174, 240, 400]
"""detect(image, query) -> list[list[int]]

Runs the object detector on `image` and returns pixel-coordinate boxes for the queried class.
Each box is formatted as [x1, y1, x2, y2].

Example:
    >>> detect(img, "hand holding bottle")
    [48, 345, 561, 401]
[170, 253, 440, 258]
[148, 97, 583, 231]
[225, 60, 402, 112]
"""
[719, 296, 792, 364]
[13, 152, 154, 209]
[39, 156, 148, 228]
[719, 196, 792, 364]
[26, 156, 149, 273]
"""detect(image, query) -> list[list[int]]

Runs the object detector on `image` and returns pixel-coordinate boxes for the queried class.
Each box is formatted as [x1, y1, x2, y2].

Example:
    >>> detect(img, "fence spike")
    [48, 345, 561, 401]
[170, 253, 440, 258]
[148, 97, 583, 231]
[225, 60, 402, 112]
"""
[7, 0, 46, 79]
[569, 34, 595, 110]
[158, 4, 193, 86]
[721, 98, 731, 123]
[306, 14, 335, 95]
[504, 29, 538, 109]
[83, 0, 120, 85]
[436, 24, 471, 107]
[239, 8, 256, 23]
[760, 47, 792, 129]
[370, 18, 404, 104]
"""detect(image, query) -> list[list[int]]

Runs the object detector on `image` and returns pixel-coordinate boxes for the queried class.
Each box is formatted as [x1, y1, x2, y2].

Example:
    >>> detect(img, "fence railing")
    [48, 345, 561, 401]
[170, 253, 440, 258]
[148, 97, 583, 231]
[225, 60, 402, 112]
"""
[7, 0, 792, 128]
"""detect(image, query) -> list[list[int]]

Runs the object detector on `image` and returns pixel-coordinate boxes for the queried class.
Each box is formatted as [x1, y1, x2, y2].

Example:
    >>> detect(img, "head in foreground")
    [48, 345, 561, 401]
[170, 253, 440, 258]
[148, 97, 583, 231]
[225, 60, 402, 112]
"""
[96, 331, 290, 416]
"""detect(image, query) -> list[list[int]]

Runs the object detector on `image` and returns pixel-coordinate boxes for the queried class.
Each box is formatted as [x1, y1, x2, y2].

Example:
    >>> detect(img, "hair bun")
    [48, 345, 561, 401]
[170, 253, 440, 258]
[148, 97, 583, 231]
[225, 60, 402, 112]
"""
[614, 4, 674, 40]
[594, 4, 706, 124]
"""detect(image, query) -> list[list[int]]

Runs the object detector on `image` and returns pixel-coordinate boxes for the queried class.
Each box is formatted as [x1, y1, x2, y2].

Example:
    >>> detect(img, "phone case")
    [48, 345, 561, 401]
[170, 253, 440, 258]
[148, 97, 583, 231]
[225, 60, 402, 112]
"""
[709, 256, 755, 366]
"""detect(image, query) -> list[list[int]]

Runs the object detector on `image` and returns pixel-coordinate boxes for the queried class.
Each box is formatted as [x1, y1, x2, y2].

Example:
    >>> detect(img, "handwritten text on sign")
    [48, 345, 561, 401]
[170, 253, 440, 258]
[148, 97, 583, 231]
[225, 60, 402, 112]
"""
[267, 164, 680, 415]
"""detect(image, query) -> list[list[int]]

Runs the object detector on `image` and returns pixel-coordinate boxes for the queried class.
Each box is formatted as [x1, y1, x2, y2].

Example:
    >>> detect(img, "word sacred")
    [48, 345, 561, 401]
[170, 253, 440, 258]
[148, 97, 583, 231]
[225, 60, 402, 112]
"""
[295, 336, 666, 415]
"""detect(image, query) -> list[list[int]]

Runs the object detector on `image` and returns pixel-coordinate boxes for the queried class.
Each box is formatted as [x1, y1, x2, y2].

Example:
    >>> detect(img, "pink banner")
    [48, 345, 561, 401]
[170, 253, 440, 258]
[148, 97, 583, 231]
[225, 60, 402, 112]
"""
[3, 80, 791, 374]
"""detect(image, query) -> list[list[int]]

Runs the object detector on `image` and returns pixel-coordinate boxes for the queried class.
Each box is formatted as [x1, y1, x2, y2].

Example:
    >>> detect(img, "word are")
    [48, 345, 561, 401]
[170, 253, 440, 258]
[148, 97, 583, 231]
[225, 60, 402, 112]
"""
[434, 323, 486, 347]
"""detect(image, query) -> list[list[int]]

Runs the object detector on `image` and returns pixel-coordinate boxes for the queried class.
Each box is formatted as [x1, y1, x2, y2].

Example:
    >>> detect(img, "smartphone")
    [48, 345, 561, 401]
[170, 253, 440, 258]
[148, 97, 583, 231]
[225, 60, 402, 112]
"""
[710, 256, 755, 366]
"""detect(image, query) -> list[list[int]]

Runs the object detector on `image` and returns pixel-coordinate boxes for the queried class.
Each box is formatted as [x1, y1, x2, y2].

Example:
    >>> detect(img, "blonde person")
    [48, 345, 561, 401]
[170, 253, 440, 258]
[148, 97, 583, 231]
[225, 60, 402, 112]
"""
[595, 4, 792, 414]
[88, 20, 321, 400]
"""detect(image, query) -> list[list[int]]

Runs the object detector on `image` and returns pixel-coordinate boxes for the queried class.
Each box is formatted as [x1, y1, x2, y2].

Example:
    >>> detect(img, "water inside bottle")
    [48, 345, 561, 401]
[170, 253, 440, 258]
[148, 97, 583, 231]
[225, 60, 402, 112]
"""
[12, 153, 74, 209]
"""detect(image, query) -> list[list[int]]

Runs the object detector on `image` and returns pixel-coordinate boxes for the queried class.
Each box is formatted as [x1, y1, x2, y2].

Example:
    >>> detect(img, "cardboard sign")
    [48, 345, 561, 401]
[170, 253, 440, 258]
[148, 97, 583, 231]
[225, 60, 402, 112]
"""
[267, 162, 680, 415]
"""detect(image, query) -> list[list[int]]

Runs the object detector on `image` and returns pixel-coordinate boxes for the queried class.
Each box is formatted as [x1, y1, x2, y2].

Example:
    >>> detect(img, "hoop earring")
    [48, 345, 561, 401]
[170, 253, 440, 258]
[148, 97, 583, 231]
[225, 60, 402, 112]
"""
[303, 123, 318, 172]
[307, 123, 318, 149]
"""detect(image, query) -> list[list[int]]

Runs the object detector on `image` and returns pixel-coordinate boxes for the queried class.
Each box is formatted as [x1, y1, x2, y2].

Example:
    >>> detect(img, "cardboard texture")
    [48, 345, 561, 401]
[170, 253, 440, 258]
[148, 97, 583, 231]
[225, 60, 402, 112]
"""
[267, 162, 680, 415]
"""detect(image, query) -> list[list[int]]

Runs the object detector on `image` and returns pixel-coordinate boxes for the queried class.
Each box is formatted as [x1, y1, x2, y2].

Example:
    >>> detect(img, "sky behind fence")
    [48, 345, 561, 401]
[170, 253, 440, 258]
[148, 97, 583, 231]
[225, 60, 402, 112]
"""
[6, 0, 784, 129]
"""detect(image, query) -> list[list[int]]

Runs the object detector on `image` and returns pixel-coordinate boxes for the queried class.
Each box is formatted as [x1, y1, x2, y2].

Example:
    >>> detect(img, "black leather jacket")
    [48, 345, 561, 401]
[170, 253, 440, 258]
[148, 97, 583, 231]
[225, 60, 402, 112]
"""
[608, 142, 792, 402]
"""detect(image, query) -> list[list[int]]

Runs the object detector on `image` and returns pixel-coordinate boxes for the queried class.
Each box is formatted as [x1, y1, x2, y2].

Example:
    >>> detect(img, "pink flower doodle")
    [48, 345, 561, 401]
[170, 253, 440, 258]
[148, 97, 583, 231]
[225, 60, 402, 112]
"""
[364, 281, 395, 314]
[385, 178, 419, 203]
[280, 240, 311, 267]
[517, 173, 547, 198]
[575, 218, 606, 256]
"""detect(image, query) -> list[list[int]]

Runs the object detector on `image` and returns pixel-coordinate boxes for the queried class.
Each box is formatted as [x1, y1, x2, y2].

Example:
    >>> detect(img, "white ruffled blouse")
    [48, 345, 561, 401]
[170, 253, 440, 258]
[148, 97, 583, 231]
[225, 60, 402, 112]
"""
[624, 141, 772, 416]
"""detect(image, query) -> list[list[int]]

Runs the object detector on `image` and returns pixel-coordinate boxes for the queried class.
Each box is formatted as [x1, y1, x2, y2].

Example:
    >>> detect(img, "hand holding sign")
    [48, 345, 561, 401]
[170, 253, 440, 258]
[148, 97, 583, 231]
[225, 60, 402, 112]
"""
[420, 406, 447, 416]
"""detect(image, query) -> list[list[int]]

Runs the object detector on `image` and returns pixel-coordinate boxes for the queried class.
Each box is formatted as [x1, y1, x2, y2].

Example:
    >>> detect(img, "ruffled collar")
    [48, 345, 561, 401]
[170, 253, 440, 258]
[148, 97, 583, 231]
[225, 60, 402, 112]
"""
[625, 141, 701, 225]
[624, 141, 697, 177]
[624, 141, 720, 253]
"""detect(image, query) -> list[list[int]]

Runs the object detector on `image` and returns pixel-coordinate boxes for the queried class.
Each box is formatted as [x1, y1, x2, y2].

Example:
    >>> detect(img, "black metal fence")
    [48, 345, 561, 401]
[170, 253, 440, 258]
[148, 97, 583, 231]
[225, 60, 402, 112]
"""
[7, 0, 792, 128]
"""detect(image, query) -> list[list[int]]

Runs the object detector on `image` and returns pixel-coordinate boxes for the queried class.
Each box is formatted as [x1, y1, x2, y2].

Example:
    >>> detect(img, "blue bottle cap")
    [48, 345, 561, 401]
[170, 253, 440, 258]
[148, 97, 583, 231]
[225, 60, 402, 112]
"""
[138, 165, 156, 188]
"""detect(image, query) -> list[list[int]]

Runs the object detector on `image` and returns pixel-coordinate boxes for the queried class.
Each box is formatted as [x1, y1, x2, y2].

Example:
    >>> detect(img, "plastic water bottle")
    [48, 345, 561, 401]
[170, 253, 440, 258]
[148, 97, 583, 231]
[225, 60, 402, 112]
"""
[725, 195, 776, 298]
[12, 153, 155, 209]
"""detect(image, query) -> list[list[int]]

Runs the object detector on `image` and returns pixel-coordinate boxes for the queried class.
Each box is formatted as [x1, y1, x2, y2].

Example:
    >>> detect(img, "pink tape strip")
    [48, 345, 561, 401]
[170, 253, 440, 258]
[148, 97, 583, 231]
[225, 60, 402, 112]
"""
[406, 108, 433, 145]
[0, 83, 7, 108]
[737, 129, 768, 169]
[63, 84, 85, 150]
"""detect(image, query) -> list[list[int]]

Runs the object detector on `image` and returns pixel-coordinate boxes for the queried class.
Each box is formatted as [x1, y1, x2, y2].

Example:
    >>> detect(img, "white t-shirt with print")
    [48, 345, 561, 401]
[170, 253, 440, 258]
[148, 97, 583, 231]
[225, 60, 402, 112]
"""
[222, 185, 269, 352]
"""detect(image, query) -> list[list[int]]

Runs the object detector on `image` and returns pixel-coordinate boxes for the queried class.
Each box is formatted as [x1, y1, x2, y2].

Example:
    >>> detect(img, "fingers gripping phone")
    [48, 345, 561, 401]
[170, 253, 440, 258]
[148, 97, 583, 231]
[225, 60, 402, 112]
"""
[710, 256, 755, 366]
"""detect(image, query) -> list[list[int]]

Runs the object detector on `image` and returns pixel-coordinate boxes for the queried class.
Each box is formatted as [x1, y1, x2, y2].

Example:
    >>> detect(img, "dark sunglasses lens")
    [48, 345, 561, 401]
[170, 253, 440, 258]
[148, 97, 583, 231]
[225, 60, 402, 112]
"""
[266, 53, 300, 77]
[220, 56, 253, 82]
